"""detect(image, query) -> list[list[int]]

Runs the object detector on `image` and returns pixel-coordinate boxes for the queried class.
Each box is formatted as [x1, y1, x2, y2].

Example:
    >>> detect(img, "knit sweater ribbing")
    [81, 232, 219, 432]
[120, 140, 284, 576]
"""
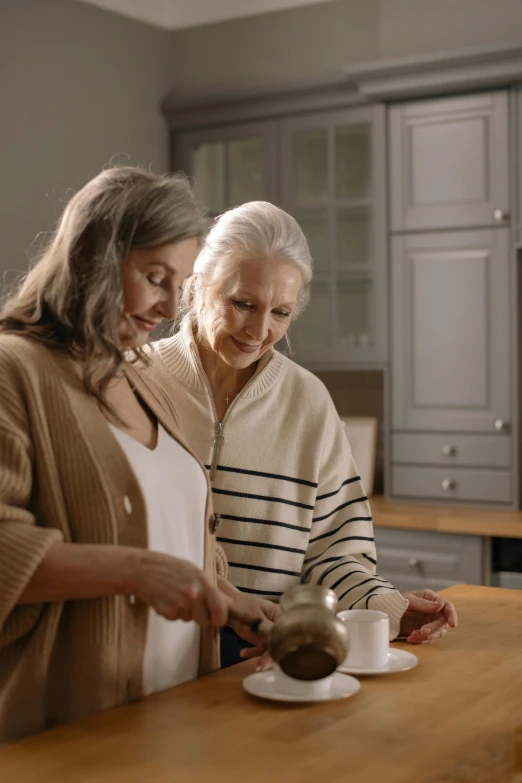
[149, 323, 408, 638]
[0, 335, 220, 744]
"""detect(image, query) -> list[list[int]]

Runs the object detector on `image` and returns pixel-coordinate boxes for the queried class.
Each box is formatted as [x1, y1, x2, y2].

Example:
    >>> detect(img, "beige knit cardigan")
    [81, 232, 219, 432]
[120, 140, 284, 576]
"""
[0, 335, 223, 744]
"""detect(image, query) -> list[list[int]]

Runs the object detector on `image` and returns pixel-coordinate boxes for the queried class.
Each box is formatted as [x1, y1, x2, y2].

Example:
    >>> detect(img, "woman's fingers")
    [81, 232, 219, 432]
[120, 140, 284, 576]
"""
[240, 641, 267, 659]
[143, 563, 229, 627]
[405, 592, 443, 614]
[441, 599, 458, 628]
[201, 576, 229, 627]
[255, 651, 273, 671]
[408, 617, 449, 643]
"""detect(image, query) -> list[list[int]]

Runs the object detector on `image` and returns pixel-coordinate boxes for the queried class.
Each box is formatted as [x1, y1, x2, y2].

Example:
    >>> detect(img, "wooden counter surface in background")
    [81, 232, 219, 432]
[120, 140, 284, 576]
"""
[2, 585, 522, 783]
[371, 495, 522, 538]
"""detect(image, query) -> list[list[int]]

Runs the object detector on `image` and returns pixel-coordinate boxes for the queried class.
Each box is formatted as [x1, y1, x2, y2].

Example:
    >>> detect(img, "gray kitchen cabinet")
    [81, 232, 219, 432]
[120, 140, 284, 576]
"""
[374, 527, 485, 593]
[388, 88, 514, 507]
[391, 228, 511, 434]
[281, 105, 388, 367]
[175, 120, 278, 214]
[389, 91, 509, 233]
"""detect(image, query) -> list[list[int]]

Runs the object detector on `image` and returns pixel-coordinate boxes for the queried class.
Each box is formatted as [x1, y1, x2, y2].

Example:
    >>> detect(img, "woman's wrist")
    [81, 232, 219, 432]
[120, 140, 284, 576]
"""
[217, 574, 239, 597]
[18, 542, 147, 604]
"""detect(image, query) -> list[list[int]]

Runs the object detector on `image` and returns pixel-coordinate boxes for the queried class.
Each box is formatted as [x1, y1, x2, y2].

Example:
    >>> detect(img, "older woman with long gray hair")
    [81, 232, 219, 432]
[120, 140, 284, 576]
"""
[148, 201, 458, 666]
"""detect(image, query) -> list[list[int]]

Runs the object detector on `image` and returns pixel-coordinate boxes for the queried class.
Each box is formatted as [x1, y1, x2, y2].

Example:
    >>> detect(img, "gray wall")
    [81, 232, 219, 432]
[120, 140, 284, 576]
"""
[4, 0, 522, 277]
[169, 0, 522, 105]
[0, 0, 173, 278]
[380, 0, 522, 58]
[169, 0, 380, 105]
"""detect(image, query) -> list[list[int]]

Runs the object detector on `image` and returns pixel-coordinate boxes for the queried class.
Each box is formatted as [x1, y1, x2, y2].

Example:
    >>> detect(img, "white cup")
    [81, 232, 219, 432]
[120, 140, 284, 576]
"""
[337, 610, 390, 670]
[272, 664, 333, 698]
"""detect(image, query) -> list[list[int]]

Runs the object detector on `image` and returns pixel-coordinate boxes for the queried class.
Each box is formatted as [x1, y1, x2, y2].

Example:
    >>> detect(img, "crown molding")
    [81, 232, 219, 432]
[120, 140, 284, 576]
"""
[343, 43, 522, 101]
[162, 79, 362, 130]
[162, 44, 522, 131]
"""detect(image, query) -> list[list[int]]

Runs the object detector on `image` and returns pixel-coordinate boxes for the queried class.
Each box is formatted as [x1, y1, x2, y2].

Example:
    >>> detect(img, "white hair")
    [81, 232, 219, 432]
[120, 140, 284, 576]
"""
[179, 201, 313, 336]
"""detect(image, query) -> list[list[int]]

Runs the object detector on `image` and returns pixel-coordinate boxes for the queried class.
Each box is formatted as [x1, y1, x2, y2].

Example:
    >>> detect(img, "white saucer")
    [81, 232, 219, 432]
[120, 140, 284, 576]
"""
[243, 671, 360, 703]
[337, 648, 418, 676]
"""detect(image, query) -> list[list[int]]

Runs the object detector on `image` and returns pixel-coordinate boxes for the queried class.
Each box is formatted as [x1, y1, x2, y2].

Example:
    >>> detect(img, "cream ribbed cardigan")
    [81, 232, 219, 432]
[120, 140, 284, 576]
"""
[145, 322, 408, 638]
[0, 335, 221, 744]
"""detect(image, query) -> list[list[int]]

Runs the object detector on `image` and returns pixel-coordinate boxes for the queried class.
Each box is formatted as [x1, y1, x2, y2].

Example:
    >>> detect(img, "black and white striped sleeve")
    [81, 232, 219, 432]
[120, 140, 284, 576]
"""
[301, 406, 408, 639]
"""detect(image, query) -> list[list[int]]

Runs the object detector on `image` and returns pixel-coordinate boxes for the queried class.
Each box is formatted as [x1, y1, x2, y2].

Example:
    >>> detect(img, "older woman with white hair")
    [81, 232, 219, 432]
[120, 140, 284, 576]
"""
[147, 201, 458, 666]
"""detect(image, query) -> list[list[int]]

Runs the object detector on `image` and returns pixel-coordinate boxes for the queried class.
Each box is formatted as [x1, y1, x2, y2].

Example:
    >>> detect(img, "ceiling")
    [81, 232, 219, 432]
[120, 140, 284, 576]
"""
[75, 0, 338, 31]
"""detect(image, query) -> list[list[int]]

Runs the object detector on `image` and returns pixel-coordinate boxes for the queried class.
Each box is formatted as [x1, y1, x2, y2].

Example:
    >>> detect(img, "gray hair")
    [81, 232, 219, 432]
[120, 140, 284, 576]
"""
[180, 201, 312, 333]
[0, 165, 207, 414]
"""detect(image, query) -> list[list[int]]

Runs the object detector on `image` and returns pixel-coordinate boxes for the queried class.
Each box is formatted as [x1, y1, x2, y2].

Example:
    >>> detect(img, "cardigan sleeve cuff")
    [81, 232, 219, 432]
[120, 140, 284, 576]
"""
[368, 591, 409, 641]
[0, 523, 63, 628]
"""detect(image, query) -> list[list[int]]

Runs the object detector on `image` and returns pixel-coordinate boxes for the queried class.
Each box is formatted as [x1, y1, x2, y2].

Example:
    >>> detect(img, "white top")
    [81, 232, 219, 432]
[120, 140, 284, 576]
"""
[110, 422, 207, 696]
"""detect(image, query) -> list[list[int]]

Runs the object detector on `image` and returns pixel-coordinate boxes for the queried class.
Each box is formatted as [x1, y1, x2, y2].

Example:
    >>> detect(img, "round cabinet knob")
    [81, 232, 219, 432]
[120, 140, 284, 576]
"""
[493, 208, 510, 222]
[494, 419, 508, 432]
[408, 557, 420, 569]
[441, 479, 455, 491]
[442, 445, 456, 457]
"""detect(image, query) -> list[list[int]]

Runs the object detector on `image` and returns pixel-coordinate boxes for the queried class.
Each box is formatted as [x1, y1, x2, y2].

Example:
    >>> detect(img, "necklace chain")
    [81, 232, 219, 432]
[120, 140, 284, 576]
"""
[209, 384, 237, 406]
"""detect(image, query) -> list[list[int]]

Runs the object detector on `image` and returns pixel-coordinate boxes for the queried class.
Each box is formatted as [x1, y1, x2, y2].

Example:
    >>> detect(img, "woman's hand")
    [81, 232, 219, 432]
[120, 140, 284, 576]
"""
[399, 589, 458, 643]
[130, 550, 229, 627]
[217, 576, 282, 661]
[230, 593, 282, 659]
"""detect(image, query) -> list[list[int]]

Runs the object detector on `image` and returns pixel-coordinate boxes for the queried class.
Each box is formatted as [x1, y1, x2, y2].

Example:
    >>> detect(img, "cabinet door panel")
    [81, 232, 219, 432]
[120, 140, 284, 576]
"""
[389, 91, 509, 231]
[293, 128, 329, 206]
[229, 137, 266, 205]
[190, 142, 226, 214]
[175, 121, 278, 213]
[391, 229, 511, 432]
[374, 528, 484, 590]
[291, 282, 333, 355]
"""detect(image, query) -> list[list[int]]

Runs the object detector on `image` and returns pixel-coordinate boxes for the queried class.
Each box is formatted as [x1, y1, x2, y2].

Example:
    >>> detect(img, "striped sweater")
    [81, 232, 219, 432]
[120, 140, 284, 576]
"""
[148, 322, 409, 639]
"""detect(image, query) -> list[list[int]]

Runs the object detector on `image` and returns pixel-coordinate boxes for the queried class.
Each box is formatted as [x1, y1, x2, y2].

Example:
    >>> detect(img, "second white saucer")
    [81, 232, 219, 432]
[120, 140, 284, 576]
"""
[243, 670, 360, 703]
[337, 648, 418, 676]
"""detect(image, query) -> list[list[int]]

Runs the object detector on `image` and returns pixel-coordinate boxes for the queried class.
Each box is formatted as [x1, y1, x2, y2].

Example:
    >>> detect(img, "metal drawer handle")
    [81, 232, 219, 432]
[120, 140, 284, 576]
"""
[442, 445, 456, 457]
[494, 419, 509, 432]
[441, 479, 455, 491]
[408, 557, 420, 569]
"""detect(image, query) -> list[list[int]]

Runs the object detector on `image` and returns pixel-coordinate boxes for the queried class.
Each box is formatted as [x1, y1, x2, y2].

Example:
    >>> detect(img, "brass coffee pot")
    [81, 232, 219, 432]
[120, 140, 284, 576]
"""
[252, 584, 350, 681]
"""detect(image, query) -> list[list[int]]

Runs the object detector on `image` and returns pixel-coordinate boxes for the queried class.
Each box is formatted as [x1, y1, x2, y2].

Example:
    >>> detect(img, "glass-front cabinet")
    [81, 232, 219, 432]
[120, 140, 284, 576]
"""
[281, 106, 387, 367]
[174, 120, 278, 215]
[172, 104, 387, 368]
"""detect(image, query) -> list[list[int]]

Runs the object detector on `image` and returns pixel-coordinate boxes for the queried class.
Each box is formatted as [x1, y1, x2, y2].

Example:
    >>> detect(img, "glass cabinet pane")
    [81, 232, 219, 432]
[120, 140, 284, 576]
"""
[291, 282, 332, 351]
[297, 211, 330, 272]
[336, 207, 371, 266]
[294, 128, 328, 206]
[229, 137, 265, 205]
[281, 105, 385, 364]
[335, 124, 371, 201]
[192, 142, 226, 214]
[337, 273, 373, 347]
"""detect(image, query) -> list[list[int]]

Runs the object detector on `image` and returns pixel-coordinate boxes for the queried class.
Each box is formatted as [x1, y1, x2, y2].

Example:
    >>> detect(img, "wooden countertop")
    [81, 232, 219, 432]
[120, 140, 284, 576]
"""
[371, 495, 522, 538]
[3, 584, 522, 783]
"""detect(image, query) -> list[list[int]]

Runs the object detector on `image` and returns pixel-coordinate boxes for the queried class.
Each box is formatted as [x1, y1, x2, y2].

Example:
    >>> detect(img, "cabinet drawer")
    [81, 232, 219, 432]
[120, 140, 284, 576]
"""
[374, 527, 483, 591]
[392, 432, 511, 469]
[391, 465, 511, 503]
